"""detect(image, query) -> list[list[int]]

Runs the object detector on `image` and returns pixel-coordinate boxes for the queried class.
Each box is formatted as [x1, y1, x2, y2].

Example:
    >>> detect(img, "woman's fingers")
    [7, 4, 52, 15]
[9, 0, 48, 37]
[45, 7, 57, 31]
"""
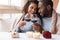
[19, 21, 26, 27]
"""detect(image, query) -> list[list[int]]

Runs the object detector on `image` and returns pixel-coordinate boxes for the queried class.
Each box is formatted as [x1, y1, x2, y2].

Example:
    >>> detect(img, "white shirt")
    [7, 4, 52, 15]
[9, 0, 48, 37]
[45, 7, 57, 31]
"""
[43, 17, 52, 31]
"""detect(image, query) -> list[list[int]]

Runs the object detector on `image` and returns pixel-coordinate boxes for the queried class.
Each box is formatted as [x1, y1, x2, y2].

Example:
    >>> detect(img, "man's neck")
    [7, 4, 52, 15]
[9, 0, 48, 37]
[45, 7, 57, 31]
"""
[43, 12, 52, 18]
[47, 11, 52, 18]
[47, 14, 52, 18]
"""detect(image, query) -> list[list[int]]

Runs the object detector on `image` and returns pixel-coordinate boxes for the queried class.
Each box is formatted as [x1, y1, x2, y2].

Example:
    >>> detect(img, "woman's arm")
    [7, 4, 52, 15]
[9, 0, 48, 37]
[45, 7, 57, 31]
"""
[9, 14, 26, 32]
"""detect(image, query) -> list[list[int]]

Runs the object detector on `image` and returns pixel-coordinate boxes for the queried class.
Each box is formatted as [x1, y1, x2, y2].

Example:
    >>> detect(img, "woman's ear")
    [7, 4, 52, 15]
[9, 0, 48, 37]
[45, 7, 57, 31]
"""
[47, 5, 51, 10]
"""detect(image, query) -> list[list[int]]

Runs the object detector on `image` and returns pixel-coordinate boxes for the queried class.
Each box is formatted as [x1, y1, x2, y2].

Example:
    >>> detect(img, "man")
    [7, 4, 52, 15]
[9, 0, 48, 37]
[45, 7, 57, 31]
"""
[38, 0, 59, 34]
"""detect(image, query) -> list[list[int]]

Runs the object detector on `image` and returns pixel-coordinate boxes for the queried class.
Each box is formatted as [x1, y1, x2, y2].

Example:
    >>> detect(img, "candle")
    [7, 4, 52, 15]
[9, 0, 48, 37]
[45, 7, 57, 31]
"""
[33, 32, 40, 39]
[12, 32, 19, 38]
[26, 31, 33, 38]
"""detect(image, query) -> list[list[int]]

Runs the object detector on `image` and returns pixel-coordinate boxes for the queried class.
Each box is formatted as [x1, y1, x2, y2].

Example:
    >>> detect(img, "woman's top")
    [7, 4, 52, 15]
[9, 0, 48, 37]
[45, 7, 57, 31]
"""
[13, 13, 41, 33]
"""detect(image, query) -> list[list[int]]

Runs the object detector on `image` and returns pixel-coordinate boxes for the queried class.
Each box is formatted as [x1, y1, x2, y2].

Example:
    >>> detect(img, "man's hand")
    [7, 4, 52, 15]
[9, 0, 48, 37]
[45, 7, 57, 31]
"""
[33, 23, 43, 33]
[33, 23, 40, 30]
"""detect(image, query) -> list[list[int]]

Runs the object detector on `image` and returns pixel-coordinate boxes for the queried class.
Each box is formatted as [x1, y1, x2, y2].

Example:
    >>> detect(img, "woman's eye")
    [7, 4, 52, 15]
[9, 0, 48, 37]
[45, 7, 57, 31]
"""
[30, 7, 33, 9]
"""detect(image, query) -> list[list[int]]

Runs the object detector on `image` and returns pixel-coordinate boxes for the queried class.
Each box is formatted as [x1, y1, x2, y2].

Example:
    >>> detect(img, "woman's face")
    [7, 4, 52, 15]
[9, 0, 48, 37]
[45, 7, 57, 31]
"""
[28, 3, 37, 14]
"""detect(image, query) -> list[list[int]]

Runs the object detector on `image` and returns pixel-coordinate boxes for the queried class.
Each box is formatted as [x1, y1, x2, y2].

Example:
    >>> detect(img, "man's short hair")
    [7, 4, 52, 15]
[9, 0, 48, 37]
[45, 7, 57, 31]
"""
[38, 0, 53, 8]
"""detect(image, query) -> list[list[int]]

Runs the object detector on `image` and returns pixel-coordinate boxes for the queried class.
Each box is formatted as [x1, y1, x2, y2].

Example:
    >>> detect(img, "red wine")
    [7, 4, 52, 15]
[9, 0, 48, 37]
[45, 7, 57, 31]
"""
[31, 20, 37, 23]
[24, 18, 31, 22]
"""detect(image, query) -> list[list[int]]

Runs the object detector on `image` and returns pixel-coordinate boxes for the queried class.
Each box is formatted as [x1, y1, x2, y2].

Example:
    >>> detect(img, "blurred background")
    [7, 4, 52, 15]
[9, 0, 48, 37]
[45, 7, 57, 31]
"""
[0, 0, 60, 32]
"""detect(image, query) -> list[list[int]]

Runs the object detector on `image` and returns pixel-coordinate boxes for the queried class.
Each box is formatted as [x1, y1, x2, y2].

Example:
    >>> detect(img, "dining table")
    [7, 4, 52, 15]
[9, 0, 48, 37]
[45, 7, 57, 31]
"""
[0, 32, 60, 40]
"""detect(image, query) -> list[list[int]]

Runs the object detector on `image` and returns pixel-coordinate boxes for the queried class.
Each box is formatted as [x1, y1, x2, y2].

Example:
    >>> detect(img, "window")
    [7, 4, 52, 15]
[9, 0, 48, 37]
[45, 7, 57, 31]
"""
[0, 0, 8, 5]
[0, 0, 27, 19]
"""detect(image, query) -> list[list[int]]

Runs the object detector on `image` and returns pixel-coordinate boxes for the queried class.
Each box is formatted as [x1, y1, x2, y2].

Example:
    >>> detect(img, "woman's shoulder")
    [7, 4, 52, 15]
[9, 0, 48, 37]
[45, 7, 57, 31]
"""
[14, 13, 23, 23]
[15, 13, 24, 21]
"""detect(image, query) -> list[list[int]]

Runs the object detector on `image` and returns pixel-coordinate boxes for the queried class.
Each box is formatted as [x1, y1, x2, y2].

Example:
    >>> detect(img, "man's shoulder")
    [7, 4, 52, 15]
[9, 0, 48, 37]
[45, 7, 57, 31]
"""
[53, 10, 60, 16]
[56, 13, 60, 16]
[52, 10, 57, 16]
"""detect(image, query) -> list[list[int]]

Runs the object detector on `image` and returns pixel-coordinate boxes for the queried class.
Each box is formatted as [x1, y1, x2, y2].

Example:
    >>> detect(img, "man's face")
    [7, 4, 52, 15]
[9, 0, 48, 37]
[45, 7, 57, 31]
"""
[38, 2, 49, 17]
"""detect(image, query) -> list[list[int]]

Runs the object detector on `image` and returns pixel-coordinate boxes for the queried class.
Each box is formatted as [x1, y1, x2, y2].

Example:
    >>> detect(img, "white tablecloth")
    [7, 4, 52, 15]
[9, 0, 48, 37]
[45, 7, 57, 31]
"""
[0, 32, 60, 40]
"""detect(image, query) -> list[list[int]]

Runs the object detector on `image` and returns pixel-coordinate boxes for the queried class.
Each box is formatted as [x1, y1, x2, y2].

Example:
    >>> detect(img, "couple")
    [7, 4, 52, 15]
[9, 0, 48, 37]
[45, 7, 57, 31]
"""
[11, 0, 60, 34]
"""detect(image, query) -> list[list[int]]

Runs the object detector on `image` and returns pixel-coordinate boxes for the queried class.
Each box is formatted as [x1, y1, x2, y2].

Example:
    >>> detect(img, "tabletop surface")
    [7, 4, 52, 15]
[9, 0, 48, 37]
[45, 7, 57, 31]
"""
[0, 32, 60, 40]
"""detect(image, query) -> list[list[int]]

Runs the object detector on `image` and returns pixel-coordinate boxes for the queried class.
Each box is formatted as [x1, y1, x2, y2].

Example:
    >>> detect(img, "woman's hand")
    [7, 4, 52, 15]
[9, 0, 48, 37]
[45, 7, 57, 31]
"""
[18, 21, 26, 27]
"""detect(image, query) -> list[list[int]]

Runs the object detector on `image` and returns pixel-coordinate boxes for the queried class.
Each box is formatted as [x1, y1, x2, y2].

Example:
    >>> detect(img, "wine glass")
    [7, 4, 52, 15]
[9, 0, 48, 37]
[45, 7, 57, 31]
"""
[24, 14, 31, 22]
[31, 18, 37, 23]
[24, 18, 31, 22]
[31, 14, 38, 32]
[31, 14, 38, 23]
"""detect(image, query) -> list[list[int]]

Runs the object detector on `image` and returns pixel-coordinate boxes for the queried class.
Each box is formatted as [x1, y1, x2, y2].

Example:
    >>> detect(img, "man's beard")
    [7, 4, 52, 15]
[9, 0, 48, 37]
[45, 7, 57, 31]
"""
[42, 9, 51, 18]
[42, 10, 49, 18]
[43, 13, 49, 17]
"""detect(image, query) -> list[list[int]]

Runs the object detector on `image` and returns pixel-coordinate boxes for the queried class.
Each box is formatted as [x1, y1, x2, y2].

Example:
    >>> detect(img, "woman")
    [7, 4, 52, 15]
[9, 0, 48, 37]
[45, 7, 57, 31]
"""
[11, 0, 43, 33]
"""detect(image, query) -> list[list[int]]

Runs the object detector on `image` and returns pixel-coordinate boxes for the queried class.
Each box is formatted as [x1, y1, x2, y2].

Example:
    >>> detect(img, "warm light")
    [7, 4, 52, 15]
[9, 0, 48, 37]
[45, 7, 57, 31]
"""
[33, 32, 40, 39]
[26, 31, 33, 38]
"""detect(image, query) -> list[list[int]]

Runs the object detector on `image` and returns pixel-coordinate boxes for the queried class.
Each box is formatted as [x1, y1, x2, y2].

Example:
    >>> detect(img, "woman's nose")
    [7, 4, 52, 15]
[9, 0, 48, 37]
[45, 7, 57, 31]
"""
[32, 9, 35, 12]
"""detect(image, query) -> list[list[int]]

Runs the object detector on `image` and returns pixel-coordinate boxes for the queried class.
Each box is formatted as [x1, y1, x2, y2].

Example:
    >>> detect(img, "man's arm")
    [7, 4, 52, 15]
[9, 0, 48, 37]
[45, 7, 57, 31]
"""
[50, 10, 57, 34]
